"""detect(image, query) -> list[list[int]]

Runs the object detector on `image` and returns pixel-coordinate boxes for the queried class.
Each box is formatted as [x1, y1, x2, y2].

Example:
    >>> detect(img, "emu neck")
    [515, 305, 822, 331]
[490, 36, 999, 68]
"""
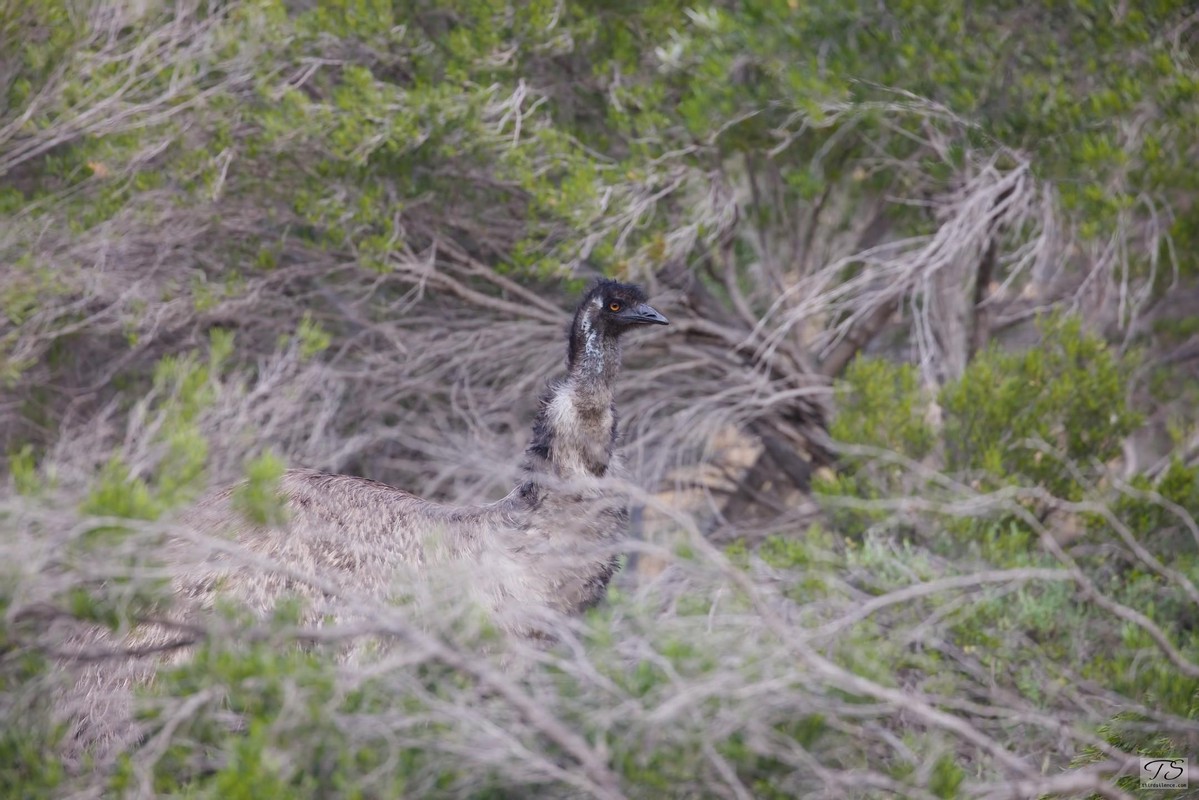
[522, 328, 621, 486]
[568, 319, 622, 391]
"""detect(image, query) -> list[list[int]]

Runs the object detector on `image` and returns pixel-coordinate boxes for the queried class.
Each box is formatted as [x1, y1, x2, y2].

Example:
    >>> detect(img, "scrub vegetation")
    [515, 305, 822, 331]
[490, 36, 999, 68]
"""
[2, 1, 1198, 797]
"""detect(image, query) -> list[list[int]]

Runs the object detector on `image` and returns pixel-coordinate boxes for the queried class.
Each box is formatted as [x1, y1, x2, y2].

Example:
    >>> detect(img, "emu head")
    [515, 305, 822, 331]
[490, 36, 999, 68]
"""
[567, 280, 668, 370]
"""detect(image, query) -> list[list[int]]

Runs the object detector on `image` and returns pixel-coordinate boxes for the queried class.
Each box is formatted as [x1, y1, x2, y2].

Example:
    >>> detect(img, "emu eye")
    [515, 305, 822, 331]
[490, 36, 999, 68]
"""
[608, 301, 622, 312]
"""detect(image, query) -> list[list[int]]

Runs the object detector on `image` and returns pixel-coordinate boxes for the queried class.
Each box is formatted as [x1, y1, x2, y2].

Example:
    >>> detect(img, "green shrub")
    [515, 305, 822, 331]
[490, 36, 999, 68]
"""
[940, 316, 1141, 498]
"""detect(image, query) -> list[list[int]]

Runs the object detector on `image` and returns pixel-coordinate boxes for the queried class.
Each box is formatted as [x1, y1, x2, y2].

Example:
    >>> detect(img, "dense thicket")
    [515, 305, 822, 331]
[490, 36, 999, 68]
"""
[2, 1, 1198, 798]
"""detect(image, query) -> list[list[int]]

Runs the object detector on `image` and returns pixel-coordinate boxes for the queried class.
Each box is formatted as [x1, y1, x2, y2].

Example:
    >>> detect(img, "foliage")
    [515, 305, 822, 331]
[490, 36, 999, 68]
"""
[0, 594, 64, 800]
[2, 0, 1199, 797]
[940, 317, 1142, 496]
[232, 452, 289, 527]
[831, 356, 935, 460]
[822, 317, 1145, 527]
[819, 320, 1199, 795]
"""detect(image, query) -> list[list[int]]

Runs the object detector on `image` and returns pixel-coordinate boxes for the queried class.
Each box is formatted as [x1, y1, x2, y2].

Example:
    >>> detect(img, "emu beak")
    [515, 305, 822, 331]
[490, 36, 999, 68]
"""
[628, 303, 669, 326]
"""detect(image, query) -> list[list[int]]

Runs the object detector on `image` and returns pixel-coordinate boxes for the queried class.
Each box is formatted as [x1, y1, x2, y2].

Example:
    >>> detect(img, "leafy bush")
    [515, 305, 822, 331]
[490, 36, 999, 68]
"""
[818, 320, 1199, 795]
[940, 317, 1142, 497]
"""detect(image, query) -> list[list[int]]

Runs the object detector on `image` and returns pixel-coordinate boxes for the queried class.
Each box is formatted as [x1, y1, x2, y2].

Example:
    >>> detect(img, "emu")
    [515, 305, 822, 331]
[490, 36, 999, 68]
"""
[61, 281, 666, 760]
[183, 279, 669, 633]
